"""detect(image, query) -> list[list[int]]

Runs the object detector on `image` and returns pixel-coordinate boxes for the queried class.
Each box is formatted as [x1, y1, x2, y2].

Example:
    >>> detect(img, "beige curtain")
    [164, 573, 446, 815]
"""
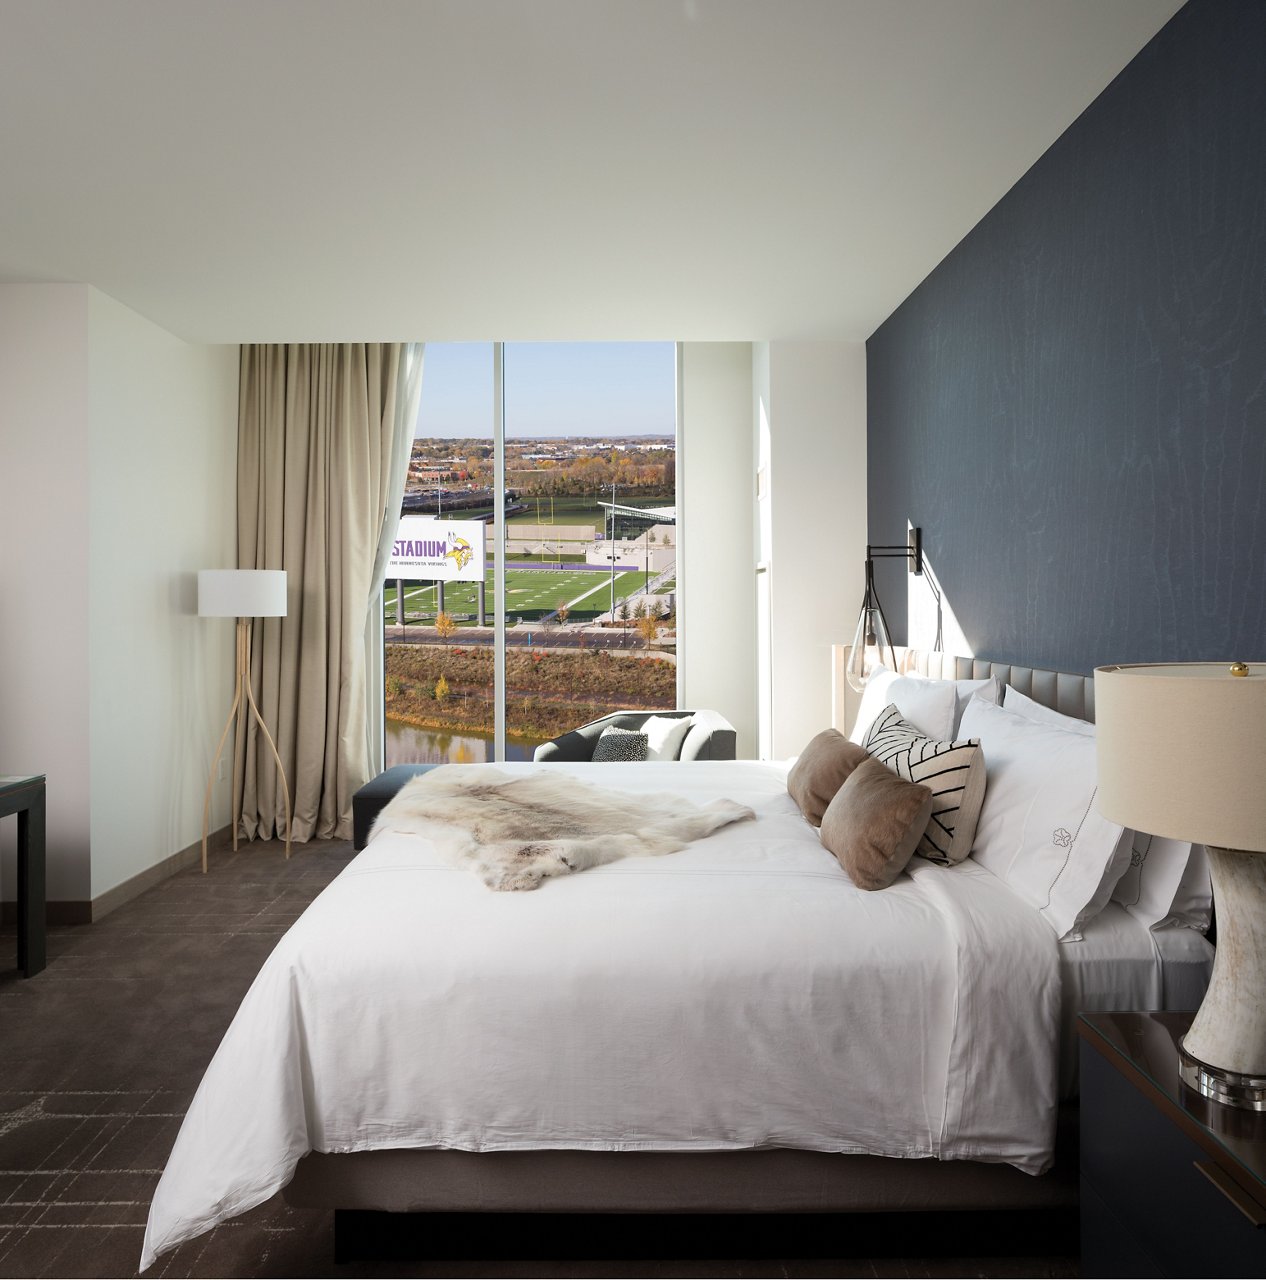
[236, 343, 423, 842]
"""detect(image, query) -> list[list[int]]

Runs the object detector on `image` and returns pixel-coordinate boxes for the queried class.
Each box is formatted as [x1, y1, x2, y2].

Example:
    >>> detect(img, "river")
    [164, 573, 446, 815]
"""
[385, 719, 540, 766]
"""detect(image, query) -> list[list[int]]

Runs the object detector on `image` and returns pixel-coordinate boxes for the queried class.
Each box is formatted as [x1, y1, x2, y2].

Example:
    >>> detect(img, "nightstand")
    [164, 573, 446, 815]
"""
[1079, 1011, 1266, 1278]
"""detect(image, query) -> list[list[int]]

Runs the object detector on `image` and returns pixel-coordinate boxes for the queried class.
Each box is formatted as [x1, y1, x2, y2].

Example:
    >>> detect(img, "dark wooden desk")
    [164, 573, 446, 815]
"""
[1, 774, 46, 977]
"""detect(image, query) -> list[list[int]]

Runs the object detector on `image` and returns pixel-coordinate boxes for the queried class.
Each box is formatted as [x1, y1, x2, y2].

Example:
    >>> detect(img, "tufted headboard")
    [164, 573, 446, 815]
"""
[833, 646, 1095, 736]
[901, 650, 1095, 722]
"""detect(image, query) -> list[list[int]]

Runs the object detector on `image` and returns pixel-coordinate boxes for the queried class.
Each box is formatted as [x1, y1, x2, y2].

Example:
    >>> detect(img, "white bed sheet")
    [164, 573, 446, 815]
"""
[1057, 902, 1213, 1095]
[141, 761, 1060, 1271]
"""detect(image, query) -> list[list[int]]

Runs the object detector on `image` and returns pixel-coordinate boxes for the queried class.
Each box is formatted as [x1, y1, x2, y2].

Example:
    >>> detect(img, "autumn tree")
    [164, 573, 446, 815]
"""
[434, 674, 450, 702]
[636, 613, 661, 647]
[556, 604, 570, 626]
[434, 611, 457, 644]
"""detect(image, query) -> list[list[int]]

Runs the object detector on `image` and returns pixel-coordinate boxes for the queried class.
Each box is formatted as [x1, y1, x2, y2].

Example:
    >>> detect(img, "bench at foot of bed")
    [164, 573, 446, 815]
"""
[352, 764, 440, 850]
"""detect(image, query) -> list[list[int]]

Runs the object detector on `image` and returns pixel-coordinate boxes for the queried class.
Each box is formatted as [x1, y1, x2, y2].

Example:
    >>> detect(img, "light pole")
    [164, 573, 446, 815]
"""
[608, 481, 617, 623]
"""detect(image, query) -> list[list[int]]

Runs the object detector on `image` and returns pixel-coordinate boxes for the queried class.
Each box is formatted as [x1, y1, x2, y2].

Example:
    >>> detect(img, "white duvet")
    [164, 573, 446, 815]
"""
[141, 761, 1060, 1271]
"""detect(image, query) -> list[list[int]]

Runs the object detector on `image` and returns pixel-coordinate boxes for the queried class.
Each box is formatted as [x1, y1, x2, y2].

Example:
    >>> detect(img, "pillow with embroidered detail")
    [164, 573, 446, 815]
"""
[591, 726, 649, 762]
[862, 704, 986, 866]
[1113, 835, 1211, 932]
[1000, 685, 1206, 931]
[959, 698, 1127, 941]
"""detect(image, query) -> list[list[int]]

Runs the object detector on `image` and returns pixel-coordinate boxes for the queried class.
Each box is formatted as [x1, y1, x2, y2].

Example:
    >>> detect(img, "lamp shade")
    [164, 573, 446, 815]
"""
[1095, 662, 1266, 851]
[198, 569, 288, 618]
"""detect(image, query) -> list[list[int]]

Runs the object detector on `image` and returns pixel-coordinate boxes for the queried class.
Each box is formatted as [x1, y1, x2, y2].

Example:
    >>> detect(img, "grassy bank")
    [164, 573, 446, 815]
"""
[385, 643, 676, 742]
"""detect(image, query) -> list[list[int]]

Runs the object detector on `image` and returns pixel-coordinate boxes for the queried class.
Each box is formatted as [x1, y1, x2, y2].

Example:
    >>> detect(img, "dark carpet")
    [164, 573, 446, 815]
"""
[0, 838, 1078, 1279]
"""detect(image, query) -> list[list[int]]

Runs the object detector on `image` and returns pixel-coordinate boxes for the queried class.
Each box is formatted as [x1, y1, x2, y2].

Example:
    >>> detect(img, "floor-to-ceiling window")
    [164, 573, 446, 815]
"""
[384, 342, 678, 766]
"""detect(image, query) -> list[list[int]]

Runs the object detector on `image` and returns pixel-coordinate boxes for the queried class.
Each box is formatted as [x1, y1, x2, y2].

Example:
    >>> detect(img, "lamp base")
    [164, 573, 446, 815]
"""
[201, 616, 293, 872]
[1179, 1038, 1266, 1112]
[1178, 845, 1266, 1109]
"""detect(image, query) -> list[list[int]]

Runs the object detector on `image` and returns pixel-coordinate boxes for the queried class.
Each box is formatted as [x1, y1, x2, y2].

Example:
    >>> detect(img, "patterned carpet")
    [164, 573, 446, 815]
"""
[0, 837, 1078, 1279]
[0, 838, 353, 1279]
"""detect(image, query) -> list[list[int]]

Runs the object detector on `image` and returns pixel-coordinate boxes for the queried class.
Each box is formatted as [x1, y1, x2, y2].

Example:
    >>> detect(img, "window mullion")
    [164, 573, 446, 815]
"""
[493, 342, 507, 761]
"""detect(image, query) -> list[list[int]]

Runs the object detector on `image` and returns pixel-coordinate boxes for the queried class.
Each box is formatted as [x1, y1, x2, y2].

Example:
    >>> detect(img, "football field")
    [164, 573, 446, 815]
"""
[384, 566, 652, 624]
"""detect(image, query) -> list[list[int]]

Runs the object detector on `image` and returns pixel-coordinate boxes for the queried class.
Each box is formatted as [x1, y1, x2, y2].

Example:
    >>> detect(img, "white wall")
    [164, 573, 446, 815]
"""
[678, 343, 757, 757]
[0, 284, 238, 908]
[87, 291, 238, 900]
[759, 342, 867, 759]
[0, 286, 94, 902]
[753, 344, 773, 758]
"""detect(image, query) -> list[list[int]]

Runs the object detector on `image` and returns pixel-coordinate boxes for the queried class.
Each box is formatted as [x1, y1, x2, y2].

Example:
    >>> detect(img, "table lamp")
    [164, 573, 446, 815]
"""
[1096, 662, 1266, 1110]
[198, 569, 292, 872]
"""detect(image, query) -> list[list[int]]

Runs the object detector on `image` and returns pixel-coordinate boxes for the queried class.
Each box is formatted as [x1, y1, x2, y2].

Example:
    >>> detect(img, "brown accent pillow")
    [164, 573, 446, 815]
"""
[787, 729, 871, 827]
[819, 758, 934, 891]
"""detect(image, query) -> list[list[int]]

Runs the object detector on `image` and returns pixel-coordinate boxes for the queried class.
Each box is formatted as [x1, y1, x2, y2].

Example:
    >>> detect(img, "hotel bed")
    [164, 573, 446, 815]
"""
[139, 655, 1214, 1271]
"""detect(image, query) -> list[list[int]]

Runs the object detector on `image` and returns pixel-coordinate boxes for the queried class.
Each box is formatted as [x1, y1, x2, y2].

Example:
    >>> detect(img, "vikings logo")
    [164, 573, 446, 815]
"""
[445, 536, 474, 572]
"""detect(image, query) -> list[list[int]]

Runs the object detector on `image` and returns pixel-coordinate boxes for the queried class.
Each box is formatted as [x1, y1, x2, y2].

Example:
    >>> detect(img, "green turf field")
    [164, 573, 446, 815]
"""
[507, 498, 604, 527]
[506, 493, 673, 530]
[384, 566, 653, 624]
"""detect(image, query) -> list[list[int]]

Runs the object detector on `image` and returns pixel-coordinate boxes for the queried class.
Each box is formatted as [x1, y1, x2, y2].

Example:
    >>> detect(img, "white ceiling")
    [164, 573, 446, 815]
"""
[0, 0, 1183, 343]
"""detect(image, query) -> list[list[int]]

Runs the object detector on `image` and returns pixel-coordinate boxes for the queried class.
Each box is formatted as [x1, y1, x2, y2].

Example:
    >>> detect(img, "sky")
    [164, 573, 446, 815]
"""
[414, 342, 677, 439]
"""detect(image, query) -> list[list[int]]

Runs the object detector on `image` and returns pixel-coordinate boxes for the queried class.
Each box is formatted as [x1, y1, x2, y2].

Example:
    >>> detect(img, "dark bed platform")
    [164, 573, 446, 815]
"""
[285, 1125, 1080, 1262]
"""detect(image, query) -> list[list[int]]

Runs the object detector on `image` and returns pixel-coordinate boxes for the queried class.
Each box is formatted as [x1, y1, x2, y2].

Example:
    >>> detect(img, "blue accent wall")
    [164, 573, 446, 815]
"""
[866, 0, 1266, 674]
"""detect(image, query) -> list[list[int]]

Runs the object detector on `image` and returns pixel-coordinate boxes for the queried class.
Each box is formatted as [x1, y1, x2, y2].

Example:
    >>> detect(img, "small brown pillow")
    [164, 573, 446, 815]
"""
[819, 758, 934, 891]
[787, 729, 871, 827]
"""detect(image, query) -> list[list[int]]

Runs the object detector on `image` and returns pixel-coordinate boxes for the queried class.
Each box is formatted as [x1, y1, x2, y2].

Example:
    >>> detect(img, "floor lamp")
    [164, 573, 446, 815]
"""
[199, 569, 293, 873]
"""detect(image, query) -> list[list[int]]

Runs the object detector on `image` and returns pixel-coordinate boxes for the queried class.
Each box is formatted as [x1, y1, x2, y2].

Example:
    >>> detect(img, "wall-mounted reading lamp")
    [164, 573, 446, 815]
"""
[845, 527, 923, 692]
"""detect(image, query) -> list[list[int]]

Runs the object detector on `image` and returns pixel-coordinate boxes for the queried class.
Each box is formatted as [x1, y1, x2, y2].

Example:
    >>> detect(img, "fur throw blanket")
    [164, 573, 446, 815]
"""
[369, 766, 755, 891]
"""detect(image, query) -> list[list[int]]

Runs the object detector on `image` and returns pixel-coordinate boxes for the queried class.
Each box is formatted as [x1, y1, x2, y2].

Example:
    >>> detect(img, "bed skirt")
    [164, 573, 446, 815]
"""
[283, 1114, 1079, 1217]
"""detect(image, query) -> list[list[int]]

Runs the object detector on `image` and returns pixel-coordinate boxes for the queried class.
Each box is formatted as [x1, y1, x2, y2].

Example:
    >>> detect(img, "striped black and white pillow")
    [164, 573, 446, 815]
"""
[591, 726, 649, 762]
[863, 704, 987, 866]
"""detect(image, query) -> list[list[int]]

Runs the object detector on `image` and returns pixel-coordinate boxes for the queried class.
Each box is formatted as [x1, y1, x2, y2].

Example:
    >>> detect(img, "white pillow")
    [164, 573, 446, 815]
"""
[1112, 834, 1212, 932]
[1169, 844, 1213, 932]
[948, 674, 1004, 736]
[1002, 686, 1210, 932]
[960, 698, 1129, 940]
[849, 669, 957, 744]
[640, 714, 693, 761]
[1002, 685, 1095, 736]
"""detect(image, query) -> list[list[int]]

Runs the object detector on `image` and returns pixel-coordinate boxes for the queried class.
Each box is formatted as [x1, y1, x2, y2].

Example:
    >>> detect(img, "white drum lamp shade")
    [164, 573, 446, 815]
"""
[198, 569, 288, 618]
[1096, 661, 1266, 1109]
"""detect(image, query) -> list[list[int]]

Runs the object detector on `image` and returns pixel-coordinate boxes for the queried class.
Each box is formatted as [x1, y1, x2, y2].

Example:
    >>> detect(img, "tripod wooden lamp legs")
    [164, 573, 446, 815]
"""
[198, 570, 292, 873]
